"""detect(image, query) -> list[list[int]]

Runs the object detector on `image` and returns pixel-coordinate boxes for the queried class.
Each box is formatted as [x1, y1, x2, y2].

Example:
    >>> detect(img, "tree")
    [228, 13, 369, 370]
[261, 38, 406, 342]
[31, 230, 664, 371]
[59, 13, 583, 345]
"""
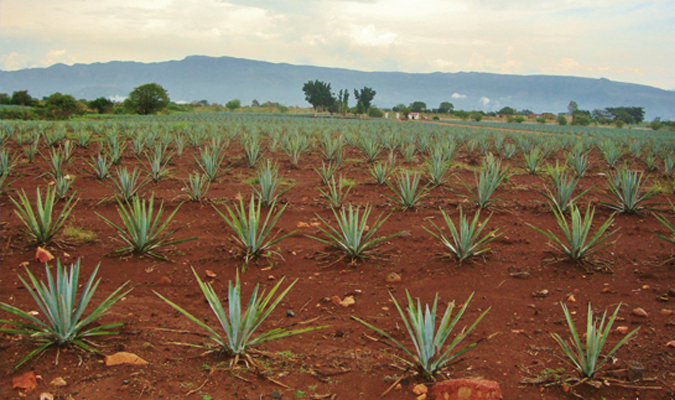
[498, 106, 515, 115]
[226, 99, 241, 110]
[11, 90, 37, 107]
[89, 97, 114, 114]
[354, 87, 376, 114]
[251, 99, 260, 107]
[124, 83, 170, 115]
[302, 80, 335, 113]
[438, 101, 454, 114]
[45, 93, 79, 119]
[567, 101, 579, 115]
[410, 101, 427, 113]
[0, 93, 10, 105]
[336, 89, 350, 114]
[606, 107, 645, 124]
[557, 115, 568, 125]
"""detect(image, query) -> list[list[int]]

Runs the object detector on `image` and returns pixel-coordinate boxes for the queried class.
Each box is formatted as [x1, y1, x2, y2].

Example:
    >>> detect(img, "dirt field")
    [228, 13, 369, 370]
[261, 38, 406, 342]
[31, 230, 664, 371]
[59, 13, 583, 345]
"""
[1, 122, 674, 400]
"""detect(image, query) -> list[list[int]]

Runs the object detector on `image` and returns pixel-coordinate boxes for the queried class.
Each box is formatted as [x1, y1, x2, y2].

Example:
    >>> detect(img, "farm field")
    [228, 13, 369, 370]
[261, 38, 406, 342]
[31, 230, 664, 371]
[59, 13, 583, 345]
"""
[1, 113, 675, 400]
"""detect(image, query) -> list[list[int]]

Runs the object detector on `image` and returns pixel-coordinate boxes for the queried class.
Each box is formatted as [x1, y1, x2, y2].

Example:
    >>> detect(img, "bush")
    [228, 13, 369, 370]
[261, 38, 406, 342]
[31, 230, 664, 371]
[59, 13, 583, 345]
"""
[557, 115, 568, 125]
[368, 107, 384, 118]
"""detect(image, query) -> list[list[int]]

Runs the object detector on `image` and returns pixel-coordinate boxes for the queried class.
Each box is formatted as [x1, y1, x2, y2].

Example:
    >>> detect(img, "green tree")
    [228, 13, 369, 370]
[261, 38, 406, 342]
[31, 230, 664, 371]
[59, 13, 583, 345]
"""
[302, 80, 336, 113]
[557, 115, 568, 125]
[498, 106, 515, 115]
[410, 101, 427, 113]
[45, 93, 80, 120]
[124, 83, 170, 115]
[336, 89, 350, 114]
[10, 90, 37, 107]
[437, 101, 454, 114]
[354, 87, 376, 114]
[226, 99, 241, 110]
[568, 101, 579, 115]
[0, 93, 10, 105]
[89, 97, 114, 114]
[251, 99, 260, 107]
[454, 110, 470, 120]
[606, 107, 645, 124]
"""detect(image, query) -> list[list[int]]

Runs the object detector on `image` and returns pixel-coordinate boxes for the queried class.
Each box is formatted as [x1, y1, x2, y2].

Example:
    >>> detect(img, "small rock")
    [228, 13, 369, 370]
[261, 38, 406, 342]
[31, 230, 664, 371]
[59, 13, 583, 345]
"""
[158, 276, 172, 286]
[36, 247, 54, 263]
[669, 289, 675, 297]
[510, 272, 530, 279]
[105, 352, 148, 366]
[632, 308, 649, 318]
[659, 309, 673, 316]
[205, 270, 217, 278]
[334, 329, 344, 338]
[286, 310, 295, 317]
[386, 272, 402, 283]
[431, 379, 503, 400]
[140, 342, 155, 351]
[567, 294, 576, 302]
[531, 289, 549, 298]
[39, 393, 54, 400]
[416, 395, 427, 400]
[667, 340, 675, 348]
[49, 377, 67, 387]
[12, 371, 37, 392]
[615, 326, 629, 334]
[413, 384, 428, 395]
[331, 295, 355, 307]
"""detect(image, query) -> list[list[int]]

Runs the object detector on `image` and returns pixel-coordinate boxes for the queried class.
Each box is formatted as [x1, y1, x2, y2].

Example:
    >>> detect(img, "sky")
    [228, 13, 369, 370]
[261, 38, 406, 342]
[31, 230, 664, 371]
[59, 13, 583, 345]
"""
[1, 0, 674, 90]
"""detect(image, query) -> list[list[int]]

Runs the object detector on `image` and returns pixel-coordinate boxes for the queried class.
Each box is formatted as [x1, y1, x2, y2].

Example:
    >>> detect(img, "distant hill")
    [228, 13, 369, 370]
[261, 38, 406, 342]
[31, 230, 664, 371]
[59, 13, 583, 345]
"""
[2, 55, 674, 120]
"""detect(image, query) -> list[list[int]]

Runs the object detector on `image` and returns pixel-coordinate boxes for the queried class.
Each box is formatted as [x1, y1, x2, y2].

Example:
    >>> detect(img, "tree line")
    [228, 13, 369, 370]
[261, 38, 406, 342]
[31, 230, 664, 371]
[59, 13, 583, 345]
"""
[302, 80, 380, 116]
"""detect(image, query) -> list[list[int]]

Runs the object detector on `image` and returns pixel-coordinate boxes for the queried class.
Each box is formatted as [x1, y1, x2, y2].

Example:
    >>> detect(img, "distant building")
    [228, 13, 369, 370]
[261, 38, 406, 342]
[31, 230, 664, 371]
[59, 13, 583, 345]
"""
[408, 112, 421, 120]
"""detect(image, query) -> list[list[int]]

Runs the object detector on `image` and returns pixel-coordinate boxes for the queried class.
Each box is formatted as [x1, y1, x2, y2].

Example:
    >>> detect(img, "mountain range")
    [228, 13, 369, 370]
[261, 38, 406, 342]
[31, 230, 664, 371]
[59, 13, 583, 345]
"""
[1, 55, 674, 120]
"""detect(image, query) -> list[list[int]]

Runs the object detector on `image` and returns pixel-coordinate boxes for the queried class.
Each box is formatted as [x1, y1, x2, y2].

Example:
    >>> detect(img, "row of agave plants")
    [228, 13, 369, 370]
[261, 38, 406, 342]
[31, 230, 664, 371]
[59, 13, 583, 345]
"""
[0, 113, 672, 387]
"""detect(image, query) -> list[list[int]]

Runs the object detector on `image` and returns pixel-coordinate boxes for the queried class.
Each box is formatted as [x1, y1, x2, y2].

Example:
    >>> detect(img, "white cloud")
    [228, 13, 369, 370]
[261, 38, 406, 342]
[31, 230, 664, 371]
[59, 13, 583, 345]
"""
[480, 97, 491, 106]
[452, 93, 467, 99]
[0, 52, 33, 70]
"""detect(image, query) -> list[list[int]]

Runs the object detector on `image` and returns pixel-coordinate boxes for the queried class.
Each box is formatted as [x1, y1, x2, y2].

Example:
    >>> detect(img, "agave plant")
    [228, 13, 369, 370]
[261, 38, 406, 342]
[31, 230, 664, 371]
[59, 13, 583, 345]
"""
[195, 146, 226, 182]
[97, 195, 195, 259]
[89, 153, 113, 180]
[317, 175, 351, 208]
[456, 162, 509, 209]
[653, 200, 675, 245]
[601, 168, 657, 214]
[424, 207, 500, 262]
[0, 259, 131, 370]
[523, 147, 543, 174]
[251, 160, 290, 206]
[214, 197, 295, 268]
[528, 204, 618, 262]
[54, 175, 74, 200]
[387, 170, 431, 210]
[314, 161, 340, 185]
[537, 162, 589, 214]
[552, 302, 639, 378]
[598, 140, 624, 170]
[0, 172, 13, 197]
[182, 172, 210, 202]
[352, 291, 489, 377]
[368, 162, 393, 185]
[425, 153, 451, 186]
[145, 149, 172, 182]
[306, 204, 399, 259]
[155, 269, 327, 362]
[11, 186, 77, 245]
[0, 148, 17, 176]
[110, 167, 149, 201]
[567, 151, 591, 178]
[242, 135, 263, 168]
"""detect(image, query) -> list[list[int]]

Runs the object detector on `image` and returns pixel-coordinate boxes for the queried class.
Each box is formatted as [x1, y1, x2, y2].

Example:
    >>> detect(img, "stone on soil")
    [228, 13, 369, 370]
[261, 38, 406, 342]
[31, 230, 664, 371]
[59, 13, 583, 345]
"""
[430, 379, 503, 400]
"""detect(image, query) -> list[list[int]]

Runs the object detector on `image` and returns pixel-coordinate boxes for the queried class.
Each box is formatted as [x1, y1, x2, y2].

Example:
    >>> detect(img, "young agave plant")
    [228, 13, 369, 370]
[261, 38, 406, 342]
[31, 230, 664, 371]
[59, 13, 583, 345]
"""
[155, 269, 327, 363]
[528, 204, 618, 262]
[0, 148, 17, 176]
[89, 153, 113, 180]
[425, 153, 451, 186]
[54, 175, 74, 200]
[182, 172, 210, 202]
[368, 162, 393, 185]
[314, 161, 340, 185]
[251, 160, 290, 206]
[11, 186, 77, 245]
[456, 164, 509, 209]
[653, 200, 675, 245]
[601, 168, 657, 214]
[523, 147, 543, 174]
[195, 146, 226, 182]
[352, 291, 489, 377]
[110, 167, 149, 201]
[214, 197, 295, 269]
[387, 170, 431, 210]
[0, 259, 131, 371]
[537, 162, 589, 214]
[306, 204, 399, 259]
[317, 175, 352, 208]
[97, 195, 196, 259]
[424, 207, 500, 262]
[552, 302, 639, 378]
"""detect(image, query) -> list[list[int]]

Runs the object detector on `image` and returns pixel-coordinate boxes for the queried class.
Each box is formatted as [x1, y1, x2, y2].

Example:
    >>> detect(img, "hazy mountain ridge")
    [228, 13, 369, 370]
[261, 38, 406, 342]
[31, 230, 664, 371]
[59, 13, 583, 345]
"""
[2, 55, 674, 119]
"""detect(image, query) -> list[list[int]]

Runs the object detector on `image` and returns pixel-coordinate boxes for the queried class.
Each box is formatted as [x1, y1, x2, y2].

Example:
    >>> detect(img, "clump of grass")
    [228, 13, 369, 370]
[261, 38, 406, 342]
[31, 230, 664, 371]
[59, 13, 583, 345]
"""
[61, 226, 98, 244]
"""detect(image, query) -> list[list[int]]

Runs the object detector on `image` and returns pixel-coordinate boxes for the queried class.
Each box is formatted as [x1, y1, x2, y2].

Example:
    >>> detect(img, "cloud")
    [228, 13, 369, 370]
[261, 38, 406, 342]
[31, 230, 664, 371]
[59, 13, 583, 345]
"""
[452, 93, 467, 99]
[0, 0, 672, 89]
[0, 52, 33, 70]
[480, 97, 491, 106]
